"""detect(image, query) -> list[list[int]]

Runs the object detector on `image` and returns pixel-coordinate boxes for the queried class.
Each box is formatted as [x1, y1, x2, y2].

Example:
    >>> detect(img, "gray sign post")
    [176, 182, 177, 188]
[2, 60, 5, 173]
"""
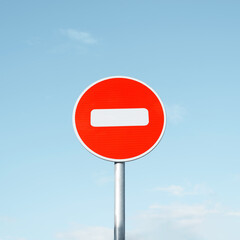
[114, 162, 125, 240]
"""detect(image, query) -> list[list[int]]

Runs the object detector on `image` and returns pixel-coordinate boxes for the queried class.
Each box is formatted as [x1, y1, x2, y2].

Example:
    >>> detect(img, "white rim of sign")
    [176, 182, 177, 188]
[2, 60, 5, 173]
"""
[72, 76, 166, 162]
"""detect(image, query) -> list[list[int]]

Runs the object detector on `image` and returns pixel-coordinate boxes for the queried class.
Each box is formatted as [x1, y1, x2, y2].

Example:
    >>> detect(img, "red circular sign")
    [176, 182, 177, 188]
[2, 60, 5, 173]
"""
[73, 76, 166, 162]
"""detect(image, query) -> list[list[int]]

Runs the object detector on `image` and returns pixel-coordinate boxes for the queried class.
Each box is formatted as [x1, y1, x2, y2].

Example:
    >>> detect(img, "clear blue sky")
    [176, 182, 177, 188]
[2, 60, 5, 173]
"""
[1, 1, 240, 239]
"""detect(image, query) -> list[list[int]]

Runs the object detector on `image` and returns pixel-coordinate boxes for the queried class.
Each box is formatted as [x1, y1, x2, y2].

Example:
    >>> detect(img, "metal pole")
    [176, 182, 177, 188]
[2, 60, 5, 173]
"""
[114, 162, 125, 240]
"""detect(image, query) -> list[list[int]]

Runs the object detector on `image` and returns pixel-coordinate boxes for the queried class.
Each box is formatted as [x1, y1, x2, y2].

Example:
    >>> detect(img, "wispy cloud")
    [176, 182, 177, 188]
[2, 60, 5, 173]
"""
[153, 184, 213, 196]
[130, 203, 223, 240]
[56, 202, 240, 240]
[0, 216, 16, 223]
[154, 185, 184, 196]
[56, 226, 112, 240]
[166, 104, 186, 124]
[0, 237, 27, 240]
[26, 37, 41, 46]
[60, 29, 97, 44]
[93, 171, 113, 186]
[147, 203, 219, 226]
[0, 217, 26, 240]
[233, 174, 240, 182]
[227, 211, 240, 217]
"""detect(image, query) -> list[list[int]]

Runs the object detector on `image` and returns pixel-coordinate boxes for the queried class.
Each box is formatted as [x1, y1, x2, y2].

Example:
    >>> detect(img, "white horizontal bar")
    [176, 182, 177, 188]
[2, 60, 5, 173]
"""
[91, 108, 149, 127]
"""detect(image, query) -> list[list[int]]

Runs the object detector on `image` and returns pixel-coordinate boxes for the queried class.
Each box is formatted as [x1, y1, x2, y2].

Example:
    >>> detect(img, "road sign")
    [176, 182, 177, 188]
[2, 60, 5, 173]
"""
[73, 76, 166, 162]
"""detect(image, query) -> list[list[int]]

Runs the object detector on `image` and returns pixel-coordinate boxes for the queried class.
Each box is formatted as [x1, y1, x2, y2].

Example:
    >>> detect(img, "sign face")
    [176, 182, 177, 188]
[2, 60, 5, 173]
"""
[73, 76, 166, 162]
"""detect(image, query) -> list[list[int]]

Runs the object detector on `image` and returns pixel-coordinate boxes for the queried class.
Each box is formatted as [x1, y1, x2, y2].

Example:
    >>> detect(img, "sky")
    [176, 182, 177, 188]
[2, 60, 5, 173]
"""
[0, 0, 240, 239]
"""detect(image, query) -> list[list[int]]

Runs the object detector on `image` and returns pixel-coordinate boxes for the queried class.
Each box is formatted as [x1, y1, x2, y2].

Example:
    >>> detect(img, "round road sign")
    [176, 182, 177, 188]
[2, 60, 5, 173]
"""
[73, 76, 166, 162]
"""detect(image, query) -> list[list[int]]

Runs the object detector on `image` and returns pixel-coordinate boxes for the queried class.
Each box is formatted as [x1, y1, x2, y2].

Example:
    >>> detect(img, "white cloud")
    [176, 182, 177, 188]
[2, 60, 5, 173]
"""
[92, 171, 113, 186]
[154, 185, 184, 196]
[96, 176, 113, 185]
[55, 204, 217, 240]
[0, 216, 16, 223]
[227, 211, 240, 217]
[56, 202, 240, 240]
[154, 184, 213, 196]
[166, 104, 186, 124]
[147, 203, 219, 226]
[60, 29, 97, 44]
[189, 184, 214, 196]
[233, 174, 240, 182]
[26, 36, 41, 46]
[130, 203, 230, 240]
[56, 226, 112, 240]
[0, 218, 26, 240]
[0, 237, 27, 240]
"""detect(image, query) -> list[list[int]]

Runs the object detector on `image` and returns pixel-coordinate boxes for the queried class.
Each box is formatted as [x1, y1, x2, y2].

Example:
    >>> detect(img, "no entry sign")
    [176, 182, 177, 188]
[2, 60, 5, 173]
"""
[73, 76, 166, 162]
